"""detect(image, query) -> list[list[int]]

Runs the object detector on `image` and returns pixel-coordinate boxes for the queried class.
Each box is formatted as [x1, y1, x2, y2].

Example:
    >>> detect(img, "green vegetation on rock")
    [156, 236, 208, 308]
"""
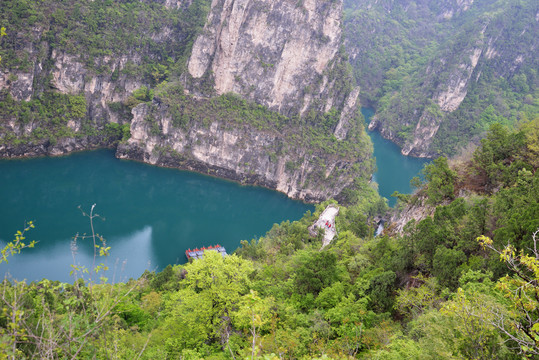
[344, 0, 539, 157]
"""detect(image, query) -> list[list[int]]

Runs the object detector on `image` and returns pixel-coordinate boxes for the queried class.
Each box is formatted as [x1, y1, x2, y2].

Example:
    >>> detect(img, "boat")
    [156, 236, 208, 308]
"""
[185, 245, 227, 260]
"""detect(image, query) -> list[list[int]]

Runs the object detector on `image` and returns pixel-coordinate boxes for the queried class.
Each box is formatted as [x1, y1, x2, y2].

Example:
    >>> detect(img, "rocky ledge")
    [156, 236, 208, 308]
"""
[116, 101, 373, 202]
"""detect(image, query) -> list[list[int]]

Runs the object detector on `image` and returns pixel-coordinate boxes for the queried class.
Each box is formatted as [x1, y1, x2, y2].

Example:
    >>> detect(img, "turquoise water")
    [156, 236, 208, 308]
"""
[362, 107, 429, 207]
[0, 150, 312, 282]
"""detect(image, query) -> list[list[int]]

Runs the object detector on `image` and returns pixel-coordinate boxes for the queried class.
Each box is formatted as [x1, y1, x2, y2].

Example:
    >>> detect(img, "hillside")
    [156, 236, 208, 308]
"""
[344, 0, 539, 157]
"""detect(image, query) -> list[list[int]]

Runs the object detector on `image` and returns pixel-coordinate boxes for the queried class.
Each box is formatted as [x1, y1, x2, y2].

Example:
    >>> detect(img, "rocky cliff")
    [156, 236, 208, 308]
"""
[345, 0, 538, 157]
[185, 0, 348, 118]
[0, 0, 371, 202]
[116, 93, 373, 201]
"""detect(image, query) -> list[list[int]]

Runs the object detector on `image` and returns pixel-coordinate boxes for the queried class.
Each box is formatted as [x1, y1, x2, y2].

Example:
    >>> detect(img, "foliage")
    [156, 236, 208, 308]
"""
[423, 157, 457, 205]
[477, 230, 539, 356]
[0, 221, 35, 264]
[0, 89, 125, 148]
[2, 122, 539, 358]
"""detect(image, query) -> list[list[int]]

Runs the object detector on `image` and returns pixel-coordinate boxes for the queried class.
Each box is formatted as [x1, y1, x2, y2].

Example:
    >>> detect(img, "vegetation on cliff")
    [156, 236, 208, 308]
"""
[0, 0, 212, 153]
[121, 81, 374, 201]
[1, 118, 538, 358]
[344, 0, 538, 156]
[0, 0, 209, 78]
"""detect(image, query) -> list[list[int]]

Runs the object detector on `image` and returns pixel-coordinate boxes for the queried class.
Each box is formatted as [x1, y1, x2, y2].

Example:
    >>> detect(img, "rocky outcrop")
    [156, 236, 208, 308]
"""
[186, 0, 347, 117]
[387, 195, 435, 234]
[49, 50, 144, 123]
[435, 47, 482, 112]
[117, 101, 370, 202]
[334, 87, 361, 140]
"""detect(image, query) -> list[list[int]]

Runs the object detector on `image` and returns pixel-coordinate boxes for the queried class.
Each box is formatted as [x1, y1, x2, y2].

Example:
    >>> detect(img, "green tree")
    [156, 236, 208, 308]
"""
[232, 290, 275, 359]
[294, 250, 339, 297]
[159, 251, 254, 355]
[477, 230, 539, 356]
[432, 246, 466, 290]
[423, 157, 456, 205]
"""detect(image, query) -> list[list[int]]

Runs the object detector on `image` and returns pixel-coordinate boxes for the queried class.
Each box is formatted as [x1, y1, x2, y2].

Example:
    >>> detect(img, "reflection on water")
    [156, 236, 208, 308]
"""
[0, 150, 312, 282]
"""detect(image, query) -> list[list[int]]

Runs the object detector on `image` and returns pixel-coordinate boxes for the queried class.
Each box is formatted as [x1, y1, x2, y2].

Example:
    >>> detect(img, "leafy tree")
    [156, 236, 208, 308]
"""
[395, 275, 441, 320]
[423, 157, 456, 205]
[294, 250, 339, 296]
[232, 290, 275, 359]
[159, 251, 254, 355]
[432, 246, 466, 290]
[477, 230, 539, 356]
[473, 124, 527, 190]
[521, 116, 539, 168]
[367, 270, 396, 313]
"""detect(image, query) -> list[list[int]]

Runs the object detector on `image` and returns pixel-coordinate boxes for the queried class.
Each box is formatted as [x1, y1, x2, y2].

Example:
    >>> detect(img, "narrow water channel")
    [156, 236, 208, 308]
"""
[362, 108, 429, 207]
[0, 150, 312, 282]
[2, 109, 428, 281]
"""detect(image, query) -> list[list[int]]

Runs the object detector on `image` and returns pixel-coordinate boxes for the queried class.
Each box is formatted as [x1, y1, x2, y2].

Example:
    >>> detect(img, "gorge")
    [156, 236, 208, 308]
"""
[1, 0, 538, 358]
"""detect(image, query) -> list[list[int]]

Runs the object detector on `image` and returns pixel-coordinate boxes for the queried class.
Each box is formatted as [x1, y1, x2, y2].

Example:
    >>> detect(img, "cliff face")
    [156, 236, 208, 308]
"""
[116, 98, 372, 202]
[186, 0, 345, 117]
[0, 0, 370, 202]
[112, 0, 371, 202]
[345, 0, 538, 158]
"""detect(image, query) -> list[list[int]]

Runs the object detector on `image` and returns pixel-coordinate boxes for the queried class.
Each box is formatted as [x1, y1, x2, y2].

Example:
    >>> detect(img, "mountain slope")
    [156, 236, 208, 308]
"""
[344, 0, 539, 157]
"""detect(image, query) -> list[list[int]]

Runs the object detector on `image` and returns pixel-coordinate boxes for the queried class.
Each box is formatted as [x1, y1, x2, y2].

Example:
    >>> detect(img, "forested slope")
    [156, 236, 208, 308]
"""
[344, 0, 539, 157]
[1, 118, 538, 358]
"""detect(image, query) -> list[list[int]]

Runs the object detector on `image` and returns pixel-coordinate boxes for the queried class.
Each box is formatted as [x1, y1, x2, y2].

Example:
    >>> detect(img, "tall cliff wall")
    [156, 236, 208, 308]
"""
[185, 0, 348, 118]
[116, 94, 373, 201]
[0, 0, 371, 202]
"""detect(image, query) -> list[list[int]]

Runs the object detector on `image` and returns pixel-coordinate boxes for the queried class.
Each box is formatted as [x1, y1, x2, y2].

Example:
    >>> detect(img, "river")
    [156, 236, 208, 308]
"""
[362, 108, 429, 207]
[1, 110, 427, 282]
[0, 150, 312, 282]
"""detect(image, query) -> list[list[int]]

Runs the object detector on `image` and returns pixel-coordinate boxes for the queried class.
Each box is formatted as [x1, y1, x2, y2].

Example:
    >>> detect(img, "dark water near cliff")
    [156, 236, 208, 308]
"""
[0, 150, 312, 282]
[362, 107, 429, 207]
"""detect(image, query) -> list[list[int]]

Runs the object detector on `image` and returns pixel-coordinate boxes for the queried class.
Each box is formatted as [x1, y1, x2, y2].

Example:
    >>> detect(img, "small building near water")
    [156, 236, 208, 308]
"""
[185, 245, 227, 260]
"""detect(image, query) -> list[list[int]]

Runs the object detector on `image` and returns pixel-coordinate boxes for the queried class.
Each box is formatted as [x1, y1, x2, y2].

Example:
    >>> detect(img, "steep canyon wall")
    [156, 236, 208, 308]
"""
[0, 0, 371, 201]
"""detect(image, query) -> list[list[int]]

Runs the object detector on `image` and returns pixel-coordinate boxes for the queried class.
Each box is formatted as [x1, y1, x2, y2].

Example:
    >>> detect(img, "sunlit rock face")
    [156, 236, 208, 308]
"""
[186, 0, 347, 118]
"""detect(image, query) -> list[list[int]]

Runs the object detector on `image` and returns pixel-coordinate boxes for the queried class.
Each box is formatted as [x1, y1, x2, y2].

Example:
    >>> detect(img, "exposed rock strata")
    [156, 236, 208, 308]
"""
[186, 0, 347, 117]
[1, 0, 367, 202]
[116, 102, 369, 202]
[387, 195, 435, 234]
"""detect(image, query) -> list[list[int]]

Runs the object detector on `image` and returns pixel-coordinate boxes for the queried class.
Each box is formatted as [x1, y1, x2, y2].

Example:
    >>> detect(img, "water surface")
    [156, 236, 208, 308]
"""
[362, 107, 429, 206]
[0, 150, 312, 282]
